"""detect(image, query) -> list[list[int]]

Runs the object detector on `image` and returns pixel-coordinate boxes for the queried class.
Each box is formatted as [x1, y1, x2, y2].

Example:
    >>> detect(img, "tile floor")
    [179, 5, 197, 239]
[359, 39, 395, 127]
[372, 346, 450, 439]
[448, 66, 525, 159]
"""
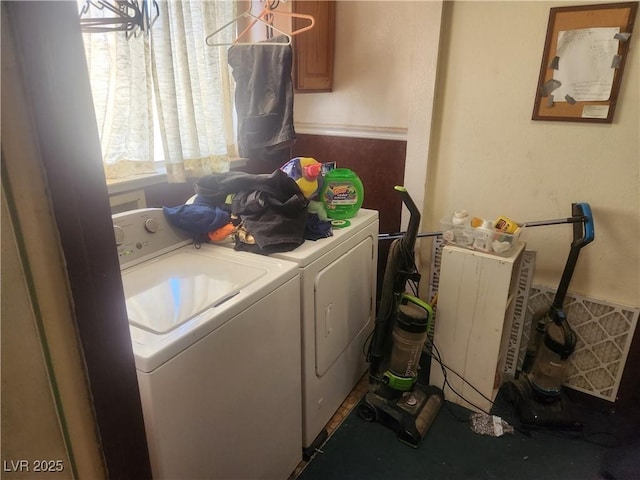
[289, 374, 369, 479]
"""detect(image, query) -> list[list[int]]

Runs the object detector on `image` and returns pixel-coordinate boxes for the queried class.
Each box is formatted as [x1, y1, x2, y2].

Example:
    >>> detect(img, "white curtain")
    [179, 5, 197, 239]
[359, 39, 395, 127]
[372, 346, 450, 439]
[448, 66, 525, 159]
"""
[151, 0, 236, 183]
[80, 0, 236, 182]
[81, 9, 156, 179]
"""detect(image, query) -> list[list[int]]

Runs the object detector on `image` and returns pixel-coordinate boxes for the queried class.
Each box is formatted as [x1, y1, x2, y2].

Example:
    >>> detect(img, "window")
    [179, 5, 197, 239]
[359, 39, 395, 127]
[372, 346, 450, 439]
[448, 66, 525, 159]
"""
[79, 0, 237, 183]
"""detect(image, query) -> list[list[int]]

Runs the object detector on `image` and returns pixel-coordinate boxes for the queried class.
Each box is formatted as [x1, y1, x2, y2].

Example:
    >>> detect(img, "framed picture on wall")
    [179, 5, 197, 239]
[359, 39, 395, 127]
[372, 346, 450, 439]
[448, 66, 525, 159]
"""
[532, 2, 638, 123]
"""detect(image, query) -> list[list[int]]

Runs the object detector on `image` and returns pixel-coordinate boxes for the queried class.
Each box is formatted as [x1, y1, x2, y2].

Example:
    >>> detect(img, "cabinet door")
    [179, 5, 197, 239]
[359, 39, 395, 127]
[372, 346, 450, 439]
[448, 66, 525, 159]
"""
[292, 1, 336, 92]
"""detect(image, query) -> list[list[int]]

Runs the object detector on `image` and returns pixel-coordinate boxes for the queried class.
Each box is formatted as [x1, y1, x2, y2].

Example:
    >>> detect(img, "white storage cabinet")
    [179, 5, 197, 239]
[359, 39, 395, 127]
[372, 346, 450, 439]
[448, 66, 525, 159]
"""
[430, 243, 525, 413]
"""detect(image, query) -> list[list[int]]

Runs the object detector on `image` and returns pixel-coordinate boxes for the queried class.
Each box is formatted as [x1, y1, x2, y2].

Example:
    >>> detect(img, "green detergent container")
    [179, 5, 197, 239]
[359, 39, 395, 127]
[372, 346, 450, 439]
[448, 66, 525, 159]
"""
[320, 168, 364, 219]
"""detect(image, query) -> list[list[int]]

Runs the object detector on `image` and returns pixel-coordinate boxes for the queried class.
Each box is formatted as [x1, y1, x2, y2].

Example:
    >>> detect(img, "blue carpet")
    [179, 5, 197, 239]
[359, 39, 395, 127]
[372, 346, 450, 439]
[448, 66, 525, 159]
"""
[298, 391, 637, 480]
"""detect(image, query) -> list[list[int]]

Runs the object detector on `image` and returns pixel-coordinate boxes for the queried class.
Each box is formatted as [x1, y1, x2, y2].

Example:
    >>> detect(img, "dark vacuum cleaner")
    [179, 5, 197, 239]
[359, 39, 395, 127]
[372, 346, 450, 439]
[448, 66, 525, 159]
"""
[358, 186, 443, 447]
[507, 202, 594, 431]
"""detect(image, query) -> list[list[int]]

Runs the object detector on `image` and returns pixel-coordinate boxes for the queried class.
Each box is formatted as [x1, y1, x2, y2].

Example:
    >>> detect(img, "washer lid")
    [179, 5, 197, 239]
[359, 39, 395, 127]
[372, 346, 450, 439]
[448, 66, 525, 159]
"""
[122, 250, 266, 334]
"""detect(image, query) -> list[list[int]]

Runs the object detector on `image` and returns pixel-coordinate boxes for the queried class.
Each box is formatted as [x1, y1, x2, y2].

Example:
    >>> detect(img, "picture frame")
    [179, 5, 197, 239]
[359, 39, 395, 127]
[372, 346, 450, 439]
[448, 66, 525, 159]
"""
[532, 2, 638, 123]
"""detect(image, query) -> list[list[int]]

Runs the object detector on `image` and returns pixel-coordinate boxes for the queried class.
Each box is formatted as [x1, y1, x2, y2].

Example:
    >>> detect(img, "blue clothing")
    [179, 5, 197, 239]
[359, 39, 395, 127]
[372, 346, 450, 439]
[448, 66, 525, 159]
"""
[162, 204, 230, 237]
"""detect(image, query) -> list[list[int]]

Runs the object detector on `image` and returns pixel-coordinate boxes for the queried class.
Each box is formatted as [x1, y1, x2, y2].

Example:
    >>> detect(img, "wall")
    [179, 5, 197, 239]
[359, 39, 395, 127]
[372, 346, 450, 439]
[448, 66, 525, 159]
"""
[294, 0, 638, 310]
[425, 1, 639, 309]
[2, 2, 153, 477]
[295, 1, 417, 129]
[293, 1, 639, 404]
[1, 188, 74, 480]
[293, 0, 443, 273]
[1, 6, 107, 477]
[290, 0, 443, 298]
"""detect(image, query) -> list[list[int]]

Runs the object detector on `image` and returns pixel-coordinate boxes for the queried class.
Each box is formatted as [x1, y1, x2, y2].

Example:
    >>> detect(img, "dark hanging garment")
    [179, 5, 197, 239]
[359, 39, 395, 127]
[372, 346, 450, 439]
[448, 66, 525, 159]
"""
[228, 36, 295, 163]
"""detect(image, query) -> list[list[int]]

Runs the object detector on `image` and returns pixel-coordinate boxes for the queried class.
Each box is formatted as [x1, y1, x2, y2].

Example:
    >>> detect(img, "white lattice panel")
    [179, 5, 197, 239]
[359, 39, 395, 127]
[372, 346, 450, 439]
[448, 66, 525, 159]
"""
[502, 250, 536, 379]
[428, 236, 444, 308]
[526, 286, 639, 402]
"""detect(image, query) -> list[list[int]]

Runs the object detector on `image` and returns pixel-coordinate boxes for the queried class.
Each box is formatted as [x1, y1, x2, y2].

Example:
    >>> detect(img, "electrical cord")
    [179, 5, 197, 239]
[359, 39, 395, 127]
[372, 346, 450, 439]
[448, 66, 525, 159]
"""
[365, 268, 621, 447]
[521, 425, 623, 448]
[427, 340, 494, 419]
[366, 236, 532, 426]
[429, 342, 624, 447]
[429, 341, 495, 406]
[365, 236, 420, 362]
[362, 328, 374, 358]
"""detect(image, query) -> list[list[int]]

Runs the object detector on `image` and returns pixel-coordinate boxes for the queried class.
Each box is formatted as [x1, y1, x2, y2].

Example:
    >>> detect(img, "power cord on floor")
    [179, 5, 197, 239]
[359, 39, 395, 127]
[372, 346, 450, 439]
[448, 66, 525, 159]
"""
[429, 341, 626, 448]
[526, 425, 623, 448]
[426, 340, 495, 420]
[362, 313, 624, 448]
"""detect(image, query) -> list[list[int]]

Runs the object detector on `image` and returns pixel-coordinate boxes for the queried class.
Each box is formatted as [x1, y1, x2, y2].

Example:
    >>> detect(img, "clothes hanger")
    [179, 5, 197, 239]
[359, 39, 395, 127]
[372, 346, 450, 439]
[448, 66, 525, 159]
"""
[234, 2, 314, 42]
[205, 7, 292, 47]
[206, 1, 314, 48]
[265, 7, 315, 36]
[79, 0, 156, 38]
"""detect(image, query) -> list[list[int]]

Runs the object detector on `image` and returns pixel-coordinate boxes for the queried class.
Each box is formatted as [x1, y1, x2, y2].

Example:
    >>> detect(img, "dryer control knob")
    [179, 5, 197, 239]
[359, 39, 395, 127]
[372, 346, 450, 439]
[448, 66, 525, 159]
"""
[113, 226, 125, 246]
[144, 218, 159, 233]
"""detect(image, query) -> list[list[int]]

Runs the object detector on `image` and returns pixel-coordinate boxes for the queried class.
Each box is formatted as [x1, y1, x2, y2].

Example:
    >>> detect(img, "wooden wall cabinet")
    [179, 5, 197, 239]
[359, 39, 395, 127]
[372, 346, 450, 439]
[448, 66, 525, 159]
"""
[292, 1, 335, 92]
[430, 243, 526, 413]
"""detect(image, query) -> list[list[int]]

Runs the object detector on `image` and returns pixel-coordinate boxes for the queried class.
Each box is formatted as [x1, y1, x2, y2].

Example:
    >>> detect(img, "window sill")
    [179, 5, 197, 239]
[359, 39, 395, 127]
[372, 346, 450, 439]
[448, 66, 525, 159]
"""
[105, 158, 248, 196]
[106, 169, 168, 195]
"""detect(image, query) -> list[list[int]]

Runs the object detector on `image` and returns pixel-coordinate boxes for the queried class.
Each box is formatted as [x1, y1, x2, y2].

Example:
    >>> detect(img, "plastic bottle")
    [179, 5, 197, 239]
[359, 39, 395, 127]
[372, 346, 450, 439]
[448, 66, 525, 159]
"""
[494, 215, 519, 234]
[297, 159, 322, 198]
[320, 168, 364, 219]
[452, 209, 471, 226]
[451, 209, 473, 246]
[280, 157, 322, 198]
[473, 219, 495, 252]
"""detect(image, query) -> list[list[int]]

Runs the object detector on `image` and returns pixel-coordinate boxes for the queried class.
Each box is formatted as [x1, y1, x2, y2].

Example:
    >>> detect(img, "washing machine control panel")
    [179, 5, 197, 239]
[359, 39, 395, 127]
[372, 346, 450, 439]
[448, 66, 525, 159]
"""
[112, 208, 192, 269]
[144, 217, 159, 233]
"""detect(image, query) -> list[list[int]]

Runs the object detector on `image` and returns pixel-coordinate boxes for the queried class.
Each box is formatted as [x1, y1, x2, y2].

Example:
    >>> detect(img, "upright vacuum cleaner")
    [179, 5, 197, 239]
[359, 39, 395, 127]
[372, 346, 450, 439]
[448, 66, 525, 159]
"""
[358, 186, 443, 447]
[508, 202, 594, 430]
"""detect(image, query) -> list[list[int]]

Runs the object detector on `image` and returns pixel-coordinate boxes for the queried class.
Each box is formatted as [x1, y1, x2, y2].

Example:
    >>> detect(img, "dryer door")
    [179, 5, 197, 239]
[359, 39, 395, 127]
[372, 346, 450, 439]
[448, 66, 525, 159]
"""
[314, 237, 374, 376]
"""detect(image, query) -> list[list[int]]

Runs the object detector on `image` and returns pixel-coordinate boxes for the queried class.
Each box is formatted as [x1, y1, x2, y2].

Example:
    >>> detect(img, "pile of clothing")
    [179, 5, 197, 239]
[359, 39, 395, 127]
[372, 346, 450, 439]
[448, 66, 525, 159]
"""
[163, 170, 332, 255]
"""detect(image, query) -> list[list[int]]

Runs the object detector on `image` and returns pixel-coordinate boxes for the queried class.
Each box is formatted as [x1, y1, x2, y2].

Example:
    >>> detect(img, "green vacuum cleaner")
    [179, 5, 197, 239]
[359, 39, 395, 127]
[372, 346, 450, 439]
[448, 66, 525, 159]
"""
[358, 186, 443, 447]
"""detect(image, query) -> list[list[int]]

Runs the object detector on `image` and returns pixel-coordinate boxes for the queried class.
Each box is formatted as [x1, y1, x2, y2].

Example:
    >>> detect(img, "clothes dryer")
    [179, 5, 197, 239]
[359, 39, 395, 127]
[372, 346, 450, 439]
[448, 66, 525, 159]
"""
[113, 208, 302, 480]
[270, 209, 379, 454]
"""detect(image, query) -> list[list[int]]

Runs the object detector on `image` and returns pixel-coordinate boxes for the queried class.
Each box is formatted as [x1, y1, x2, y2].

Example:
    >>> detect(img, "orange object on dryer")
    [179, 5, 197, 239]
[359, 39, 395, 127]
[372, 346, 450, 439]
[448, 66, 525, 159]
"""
[208, 223, 235, 242]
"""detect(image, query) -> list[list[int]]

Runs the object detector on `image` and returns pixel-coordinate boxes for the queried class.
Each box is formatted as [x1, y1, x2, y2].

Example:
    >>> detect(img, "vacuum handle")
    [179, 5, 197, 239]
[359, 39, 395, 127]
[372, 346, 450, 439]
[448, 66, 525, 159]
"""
[551, 203, 594, 310]
[572, 203, 594, 249]
[394, 186, 421, 253]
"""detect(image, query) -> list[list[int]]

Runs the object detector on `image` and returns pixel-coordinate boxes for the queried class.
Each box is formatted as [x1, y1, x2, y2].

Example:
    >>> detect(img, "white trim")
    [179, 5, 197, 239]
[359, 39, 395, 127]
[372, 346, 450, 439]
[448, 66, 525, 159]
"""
[294, 122, 408, 141]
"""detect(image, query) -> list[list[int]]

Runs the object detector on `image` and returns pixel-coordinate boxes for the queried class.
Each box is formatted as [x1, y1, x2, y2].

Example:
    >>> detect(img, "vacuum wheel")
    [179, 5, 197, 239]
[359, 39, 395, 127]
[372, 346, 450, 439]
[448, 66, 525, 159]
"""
[357, 400, 378, 422]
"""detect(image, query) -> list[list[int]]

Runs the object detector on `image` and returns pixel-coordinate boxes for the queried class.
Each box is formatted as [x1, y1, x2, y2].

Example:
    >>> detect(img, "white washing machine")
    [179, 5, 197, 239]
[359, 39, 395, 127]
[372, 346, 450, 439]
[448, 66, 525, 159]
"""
[269, 209, 379, 452]
[113, 208, 302, 480]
